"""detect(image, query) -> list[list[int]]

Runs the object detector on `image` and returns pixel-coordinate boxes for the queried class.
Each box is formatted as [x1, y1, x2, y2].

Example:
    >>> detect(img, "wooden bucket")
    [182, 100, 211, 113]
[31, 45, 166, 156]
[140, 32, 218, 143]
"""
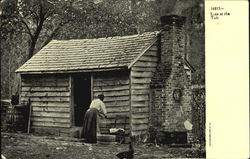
[97, 134, 117, 145]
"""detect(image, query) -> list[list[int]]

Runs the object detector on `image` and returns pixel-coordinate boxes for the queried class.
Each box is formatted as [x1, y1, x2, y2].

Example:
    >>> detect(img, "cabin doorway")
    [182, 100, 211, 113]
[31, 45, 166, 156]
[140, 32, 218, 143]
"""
[73, 74, 91, 126]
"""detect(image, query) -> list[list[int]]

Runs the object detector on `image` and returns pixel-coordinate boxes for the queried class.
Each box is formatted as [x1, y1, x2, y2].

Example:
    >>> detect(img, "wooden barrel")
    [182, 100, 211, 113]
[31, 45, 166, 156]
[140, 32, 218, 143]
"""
[0, 100, 10, 127]
[6, 105, 26, 131]
[6, 106, 18, 123]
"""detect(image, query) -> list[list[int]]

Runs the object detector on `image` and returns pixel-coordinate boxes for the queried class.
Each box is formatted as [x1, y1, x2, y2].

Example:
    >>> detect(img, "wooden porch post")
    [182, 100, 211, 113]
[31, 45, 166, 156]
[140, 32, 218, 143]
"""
[91, 74, 93, 100]
[129, 71, 132, 136]
[69, 75, 75, 127]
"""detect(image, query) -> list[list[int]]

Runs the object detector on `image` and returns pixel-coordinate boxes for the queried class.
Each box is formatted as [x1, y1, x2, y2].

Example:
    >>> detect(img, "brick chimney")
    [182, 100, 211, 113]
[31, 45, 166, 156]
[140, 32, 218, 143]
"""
[160, 15, 186, 66]
[150, 15, 193, 144]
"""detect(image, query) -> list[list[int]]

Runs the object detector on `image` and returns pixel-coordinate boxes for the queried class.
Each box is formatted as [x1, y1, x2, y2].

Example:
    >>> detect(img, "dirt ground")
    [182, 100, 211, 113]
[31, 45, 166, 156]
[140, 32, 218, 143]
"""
[1, 132, 205, 159]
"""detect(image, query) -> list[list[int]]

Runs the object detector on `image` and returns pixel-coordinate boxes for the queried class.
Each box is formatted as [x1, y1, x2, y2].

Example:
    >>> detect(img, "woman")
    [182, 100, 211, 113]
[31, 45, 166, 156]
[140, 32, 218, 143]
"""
[82, 94, 107, 143]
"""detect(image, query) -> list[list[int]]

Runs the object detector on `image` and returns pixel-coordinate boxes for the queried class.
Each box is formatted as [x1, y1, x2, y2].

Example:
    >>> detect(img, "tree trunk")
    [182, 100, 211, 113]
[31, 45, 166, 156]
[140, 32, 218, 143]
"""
[41, 24, 63, 48]
[27, 17, 45, 59]
[8, 43, 12, 98]
[131, 0, 136, 13]
[28, 39, 36, 59]
[27, 2, 47, 59]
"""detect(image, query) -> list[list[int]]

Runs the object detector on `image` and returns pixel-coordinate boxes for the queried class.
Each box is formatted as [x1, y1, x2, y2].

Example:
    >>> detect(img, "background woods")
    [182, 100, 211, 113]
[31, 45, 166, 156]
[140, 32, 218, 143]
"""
[0, 0, 204, 99]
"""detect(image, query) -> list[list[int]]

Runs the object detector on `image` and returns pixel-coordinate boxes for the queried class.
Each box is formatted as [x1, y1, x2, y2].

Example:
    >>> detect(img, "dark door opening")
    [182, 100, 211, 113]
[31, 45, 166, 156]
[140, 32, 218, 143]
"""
[73, 74, 91, 126]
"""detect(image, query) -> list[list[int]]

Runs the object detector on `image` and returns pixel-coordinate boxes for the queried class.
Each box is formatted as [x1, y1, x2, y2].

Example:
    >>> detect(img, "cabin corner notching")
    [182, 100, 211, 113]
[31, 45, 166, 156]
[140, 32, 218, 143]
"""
[16, 15, 196, 144]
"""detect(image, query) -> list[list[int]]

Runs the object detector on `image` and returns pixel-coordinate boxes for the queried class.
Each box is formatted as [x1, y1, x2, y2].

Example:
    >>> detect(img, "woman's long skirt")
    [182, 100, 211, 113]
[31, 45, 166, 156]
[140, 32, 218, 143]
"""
[81, 108, 98, 143]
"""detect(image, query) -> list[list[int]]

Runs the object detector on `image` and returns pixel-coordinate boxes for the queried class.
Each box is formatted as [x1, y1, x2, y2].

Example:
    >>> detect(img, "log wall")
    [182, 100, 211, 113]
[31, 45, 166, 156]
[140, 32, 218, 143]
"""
[21, 74, 71, 133]
[93, 71, 130, 133]
[130, 44, 159, 136]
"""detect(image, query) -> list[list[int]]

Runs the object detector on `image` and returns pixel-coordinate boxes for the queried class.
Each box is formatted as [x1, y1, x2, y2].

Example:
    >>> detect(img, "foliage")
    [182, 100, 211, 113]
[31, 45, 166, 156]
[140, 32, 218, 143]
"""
[16, 0, 83, 58]
[56, 0, 141, 40]
[0, 0, 20, 40]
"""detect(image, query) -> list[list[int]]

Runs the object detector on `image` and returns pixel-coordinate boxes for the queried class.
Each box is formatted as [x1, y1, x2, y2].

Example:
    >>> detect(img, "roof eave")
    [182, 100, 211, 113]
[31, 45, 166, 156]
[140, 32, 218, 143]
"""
[16, 66, 129, 75]
[128, 38, 158, 69]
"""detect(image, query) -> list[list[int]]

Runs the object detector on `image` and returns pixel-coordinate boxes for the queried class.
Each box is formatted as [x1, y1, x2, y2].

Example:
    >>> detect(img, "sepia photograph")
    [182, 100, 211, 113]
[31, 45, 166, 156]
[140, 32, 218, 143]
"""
[1, 0, 207, 158]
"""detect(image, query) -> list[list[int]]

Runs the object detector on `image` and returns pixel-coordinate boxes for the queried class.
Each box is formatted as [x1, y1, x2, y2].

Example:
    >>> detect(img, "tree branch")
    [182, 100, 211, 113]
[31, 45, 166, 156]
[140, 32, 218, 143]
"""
[38, 2, 45, 23]
[41, 22, 65, 48]
[44, 12, 53, 19]
[20, 19, 34, 40]
[29, 9, 39, 27]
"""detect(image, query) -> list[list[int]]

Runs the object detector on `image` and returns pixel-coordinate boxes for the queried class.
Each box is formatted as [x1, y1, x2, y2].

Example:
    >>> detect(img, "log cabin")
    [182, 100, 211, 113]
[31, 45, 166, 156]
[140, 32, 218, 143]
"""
[16, 15, 195, 144]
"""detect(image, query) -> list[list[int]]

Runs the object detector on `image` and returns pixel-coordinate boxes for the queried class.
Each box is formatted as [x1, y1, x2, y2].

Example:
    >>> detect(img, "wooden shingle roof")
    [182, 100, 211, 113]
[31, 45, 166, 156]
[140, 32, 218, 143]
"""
[16, 31, 159, 74]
